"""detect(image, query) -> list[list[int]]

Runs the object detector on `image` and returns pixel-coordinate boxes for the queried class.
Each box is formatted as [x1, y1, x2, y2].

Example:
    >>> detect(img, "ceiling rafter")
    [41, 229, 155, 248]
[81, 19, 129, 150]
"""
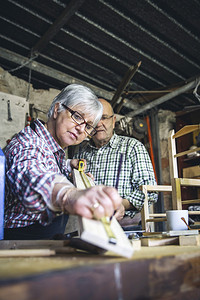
[31, 0, 85, 55]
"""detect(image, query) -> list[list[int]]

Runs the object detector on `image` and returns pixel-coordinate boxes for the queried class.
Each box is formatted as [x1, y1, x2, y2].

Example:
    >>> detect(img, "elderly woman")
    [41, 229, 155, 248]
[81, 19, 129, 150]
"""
[4, 84, 121, 239]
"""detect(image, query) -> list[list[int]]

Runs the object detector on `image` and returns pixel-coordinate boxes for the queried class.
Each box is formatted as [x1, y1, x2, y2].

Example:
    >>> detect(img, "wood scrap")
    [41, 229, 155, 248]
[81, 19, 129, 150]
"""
[163, 230, 199, 237]
[0, 249, 55, 257]
[141, 236, 179, 247]
[179, 235, 200, 246]
[130, 239, 141, 251]
[0, 240, 66, 250]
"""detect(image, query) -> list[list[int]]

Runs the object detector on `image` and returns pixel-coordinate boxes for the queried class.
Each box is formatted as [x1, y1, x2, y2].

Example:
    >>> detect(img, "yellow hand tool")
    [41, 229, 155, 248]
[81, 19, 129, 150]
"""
[101, 216, 117, 244]
[78, 160, 85, 172]
[78, 160, 91, 188]
[78, 160, 117, 244]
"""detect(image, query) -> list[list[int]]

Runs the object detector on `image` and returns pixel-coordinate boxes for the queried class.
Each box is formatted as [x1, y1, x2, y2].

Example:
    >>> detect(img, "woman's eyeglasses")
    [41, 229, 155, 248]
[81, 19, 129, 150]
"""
[62, 104, 97, 137]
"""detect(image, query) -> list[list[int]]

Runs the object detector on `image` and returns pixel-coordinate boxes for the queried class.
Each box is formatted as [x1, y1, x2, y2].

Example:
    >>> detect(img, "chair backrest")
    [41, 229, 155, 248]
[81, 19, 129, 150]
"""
[141, 185, 172, 232]
[0, 147, 5, 240]
[168, 125, 200, 212]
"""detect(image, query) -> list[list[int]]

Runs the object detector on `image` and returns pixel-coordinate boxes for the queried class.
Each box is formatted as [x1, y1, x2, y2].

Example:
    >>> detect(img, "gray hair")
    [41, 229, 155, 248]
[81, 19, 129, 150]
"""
[47, 84, 103, 126]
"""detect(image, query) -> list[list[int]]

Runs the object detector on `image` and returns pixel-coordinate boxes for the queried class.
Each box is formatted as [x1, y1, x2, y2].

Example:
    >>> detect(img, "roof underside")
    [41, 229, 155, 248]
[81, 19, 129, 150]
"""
[0, 0, 200, 117]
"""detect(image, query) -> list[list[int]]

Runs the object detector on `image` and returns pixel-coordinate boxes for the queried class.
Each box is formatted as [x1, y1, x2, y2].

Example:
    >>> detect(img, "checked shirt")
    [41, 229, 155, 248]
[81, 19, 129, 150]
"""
[74, 133, 158, 218]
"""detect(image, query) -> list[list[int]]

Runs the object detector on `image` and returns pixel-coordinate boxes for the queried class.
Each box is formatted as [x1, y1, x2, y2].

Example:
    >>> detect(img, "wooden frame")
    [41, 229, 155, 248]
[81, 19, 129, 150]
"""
[141, 185, 172, 232]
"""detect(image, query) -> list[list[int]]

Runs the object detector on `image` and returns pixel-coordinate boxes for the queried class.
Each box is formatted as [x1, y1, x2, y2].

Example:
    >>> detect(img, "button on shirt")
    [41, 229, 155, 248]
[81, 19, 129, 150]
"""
[5, 119, 72, 228]
[74, 133, 158, 218]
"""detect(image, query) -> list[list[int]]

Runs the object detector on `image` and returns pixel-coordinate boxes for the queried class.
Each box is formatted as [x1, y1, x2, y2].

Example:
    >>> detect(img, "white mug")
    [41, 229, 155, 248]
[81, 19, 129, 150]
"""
[166, 210, 188, 231]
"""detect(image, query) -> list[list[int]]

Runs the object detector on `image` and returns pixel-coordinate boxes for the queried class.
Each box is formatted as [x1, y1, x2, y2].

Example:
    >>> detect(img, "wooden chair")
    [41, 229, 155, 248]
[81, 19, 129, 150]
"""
[141, 185, 172, 232]
[168, 125, 200, 220]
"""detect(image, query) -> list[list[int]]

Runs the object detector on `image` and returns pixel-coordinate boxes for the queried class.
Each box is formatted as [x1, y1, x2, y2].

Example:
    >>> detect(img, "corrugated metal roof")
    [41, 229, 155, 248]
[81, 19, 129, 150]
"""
[0, 0, 200, 116]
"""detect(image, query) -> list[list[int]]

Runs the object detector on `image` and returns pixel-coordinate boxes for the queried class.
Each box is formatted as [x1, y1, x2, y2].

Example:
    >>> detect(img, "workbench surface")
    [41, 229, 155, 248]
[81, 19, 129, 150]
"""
[0, 245, 200, 300]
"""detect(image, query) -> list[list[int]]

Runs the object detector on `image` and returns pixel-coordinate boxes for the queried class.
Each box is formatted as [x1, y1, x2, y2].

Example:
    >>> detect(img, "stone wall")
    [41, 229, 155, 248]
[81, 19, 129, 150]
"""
[0, 67, 60, 122]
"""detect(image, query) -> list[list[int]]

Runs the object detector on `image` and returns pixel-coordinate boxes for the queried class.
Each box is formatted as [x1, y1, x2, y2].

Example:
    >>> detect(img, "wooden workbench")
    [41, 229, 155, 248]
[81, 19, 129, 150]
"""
[0, 244, 200, 300]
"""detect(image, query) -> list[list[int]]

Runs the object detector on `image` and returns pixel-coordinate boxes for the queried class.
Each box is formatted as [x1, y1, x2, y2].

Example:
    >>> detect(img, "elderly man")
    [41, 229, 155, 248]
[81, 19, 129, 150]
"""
[73, 98, 157, 227]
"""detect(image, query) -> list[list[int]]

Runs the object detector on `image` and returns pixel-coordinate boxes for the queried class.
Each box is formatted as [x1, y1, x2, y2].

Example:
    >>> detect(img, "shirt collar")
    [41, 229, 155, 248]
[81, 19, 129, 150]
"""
[89, 132, 119, 149]
[34, 119, 63, 154]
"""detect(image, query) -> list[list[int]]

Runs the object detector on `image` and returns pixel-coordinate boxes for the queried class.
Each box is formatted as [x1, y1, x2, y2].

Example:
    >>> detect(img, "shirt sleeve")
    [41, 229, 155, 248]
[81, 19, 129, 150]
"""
[6, 143, 73, 215]
[125, 140, 158, 217]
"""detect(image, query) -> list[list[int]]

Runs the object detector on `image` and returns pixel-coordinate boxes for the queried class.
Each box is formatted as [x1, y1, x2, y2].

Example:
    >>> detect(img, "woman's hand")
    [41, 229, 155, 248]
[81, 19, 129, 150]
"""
[62, 186, 122, 220]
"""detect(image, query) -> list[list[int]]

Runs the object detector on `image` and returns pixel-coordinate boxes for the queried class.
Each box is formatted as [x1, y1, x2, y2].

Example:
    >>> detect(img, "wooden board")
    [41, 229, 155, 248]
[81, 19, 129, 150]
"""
[163, 230, 199, 237]
[79, 216, 134, 258]
[0, 240, 66, 249]
[179, 234, 200, 246]
[141, 236, 179, 247]
[183, 165, 200, 178]
[0, 249, 55, 257]
[72, 169, 134, 258]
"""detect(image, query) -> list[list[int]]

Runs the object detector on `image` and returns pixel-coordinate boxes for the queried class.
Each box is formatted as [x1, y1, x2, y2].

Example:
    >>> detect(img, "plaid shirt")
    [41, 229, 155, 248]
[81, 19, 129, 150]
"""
[5, 119, 72, 228]
[74, 133, 157, 217]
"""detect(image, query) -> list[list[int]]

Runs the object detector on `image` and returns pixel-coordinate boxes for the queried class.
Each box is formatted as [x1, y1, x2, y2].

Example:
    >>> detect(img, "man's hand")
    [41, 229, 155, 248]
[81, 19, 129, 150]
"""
[114, 203, 125, 221]
[70, 159, 87, 170]
[122, 198, 136, 210]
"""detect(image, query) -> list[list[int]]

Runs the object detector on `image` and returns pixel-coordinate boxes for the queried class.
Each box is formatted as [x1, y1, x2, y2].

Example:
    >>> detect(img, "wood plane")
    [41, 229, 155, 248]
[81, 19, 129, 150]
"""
[72, 169, 134, 258]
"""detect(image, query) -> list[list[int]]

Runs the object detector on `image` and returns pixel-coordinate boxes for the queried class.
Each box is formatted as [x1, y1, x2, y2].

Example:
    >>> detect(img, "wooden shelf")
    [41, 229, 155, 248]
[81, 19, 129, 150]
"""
[176, 108, 200, 202]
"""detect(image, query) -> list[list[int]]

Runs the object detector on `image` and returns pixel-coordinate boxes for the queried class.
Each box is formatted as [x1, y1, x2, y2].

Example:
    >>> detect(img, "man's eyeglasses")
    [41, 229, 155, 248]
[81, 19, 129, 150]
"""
[101, 114, 114, 121]
[62, 104, 97, 137]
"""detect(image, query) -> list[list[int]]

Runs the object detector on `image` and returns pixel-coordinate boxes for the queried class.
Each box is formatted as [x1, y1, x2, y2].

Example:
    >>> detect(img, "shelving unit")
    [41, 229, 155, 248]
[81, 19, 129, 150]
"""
[175, 108, 200, 204]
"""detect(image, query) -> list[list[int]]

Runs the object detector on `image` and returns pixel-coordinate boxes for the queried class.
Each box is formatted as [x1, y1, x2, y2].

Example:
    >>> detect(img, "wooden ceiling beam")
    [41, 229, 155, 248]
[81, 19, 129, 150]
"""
[31, 0, 85, 55]
[110, 61, 141, 109]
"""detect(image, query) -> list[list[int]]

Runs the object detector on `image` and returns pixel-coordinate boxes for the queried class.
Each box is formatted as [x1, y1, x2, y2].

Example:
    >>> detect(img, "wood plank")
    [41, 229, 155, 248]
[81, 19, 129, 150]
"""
[188, 211, 200, 215]
[0, 240, 77, 254]
[182, 199, 200, 204]
[183, 165, 200, 178]
[174, 146, 200, 158]
[0, 240, 65, 250]
[149, 213, 166, 217]
[180, 178, 200, 186]
[146, 217, 167, 222]
[0, 249, 55, 257]
[179, 235, 200, 246]
[141, 237, 179, 247]
[130, 239, 141, 251]
[141, 185, 150, 231]
[144, 185, 172, 192]
[163, 230, 199, 236]
[173, 125, 200, 138]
